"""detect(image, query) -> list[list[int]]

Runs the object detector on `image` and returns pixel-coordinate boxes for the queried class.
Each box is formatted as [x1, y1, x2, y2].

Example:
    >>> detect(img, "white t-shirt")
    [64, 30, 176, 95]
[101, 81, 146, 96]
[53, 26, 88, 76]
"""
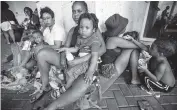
[43, 24, 66, 45]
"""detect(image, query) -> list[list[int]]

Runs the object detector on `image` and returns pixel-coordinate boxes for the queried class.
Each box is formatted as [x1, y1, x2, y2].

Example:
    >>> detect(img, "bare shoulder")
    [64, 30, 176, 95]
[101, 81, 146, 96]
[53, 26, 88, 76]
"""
[68, 27, 75, 34]
[157, 58, 173, 73]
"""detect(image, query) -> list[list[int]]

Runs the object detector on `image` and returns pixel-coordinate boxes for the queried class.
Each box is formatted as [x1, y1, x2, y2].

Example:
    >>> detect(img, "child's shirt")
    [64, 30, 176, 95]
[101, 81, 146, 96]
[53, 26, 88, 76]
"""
[76, 33, 101, 57]
[22, 40, 32, 51]
[138, 50, 152, 68]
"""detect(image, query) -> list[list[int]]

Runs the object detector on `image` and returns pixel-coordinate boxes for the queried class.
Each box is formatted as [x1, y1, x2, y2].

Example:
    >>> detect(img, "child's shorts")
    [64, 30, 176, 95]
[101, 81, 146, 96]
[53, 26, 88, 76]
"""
[0, 21, 15, 31]
[139, 73, 175, 93]
[67, 61, 89, 80]
[100, 63, 116, 78]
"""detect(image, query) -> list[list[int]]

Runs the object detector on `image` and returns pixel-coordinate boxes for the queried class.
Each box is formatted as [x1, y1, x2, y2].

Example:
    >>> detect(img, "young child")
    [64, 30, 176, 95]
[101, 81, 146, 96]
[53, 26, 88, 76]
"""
[58, 13, 101, 89]
[138, 39, 176, 95]
[19, 30, 48, 70]
[31, 30, 48, 54]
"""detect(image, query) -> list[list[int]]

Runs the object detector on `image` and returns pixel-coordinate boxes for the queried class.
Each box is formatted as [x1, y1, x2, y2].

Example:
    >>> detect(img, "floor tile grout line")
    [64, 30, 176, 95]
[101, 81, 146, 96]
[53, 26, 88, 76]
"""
[118, 84, 132, 108]
[112, 89, 130, 108]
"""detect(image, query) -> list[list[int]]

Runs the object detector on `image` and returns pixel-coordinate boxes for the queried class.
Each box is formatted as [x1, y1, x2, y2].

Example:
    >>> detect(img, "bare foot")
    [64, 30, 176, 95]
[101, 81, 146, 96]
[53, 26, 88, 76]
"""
[131, 80, 141, 85]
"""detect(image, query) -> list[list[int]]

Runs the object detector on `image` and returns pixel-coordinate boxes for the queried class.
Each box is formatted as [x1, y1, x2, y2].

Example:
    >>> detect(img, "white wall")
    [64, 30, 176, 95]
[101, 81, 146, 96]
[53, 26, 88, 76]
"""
[6, 1, 37, 24]
[36, 1, 95, 34]
[96, 1, 148, 36]
[6, 1, 149, 40]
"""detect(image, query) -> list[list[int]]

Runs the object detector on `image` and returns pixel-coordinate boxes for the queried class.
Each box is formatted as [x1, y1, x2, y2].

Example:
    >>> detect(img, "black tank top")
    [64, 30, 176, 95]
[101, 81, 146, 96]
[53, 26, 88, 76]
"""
[101, 48, 122, 64]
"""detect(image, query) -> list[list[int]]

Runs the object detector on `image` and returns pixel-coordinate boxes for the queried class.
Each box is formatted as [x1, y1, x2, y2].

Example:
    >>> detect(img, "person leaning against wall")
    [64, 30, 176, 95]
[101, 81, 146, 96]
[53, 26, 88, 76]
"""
[30, 6, 66, 103]
[40, 1, 106, 110]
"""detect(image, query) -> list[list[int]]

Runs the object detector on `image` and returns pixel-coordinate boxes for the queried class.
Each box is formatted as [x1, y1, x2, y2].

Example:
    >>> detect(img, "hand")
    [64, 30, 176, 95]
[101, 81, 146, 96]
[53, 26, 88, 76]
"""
[138, 65, 147, 72]
[84, 72, 93, 84]
[67, 60, 77, 67]
[56, 48, 66, 53]
[123, 35, 134, 41]
[61, 59, 67, 68]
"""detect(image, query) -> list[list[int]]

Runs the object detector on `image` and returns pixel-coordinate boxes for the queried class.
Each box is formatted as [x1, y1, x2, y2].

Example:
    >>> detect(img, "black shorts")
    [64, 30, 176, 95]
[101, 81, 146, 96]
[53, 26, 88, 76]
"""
[139, 73, 175, 93]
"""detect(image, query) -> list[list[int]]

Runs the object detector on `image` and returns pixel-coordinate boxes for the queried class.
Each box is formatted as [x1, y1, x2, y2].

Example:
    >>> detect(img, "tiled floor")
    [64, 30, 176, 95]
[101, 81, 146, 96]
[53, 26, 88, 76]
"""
[1, 75, 177, 110]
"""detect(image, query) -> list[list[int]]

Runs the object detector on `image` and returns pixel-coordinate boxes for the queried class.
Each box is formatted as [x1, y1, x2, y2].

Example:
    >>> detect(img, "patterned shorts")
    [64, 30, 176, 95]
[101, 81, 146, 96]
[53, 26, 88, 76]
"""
[67, 61, 89, 80]
[100, 63, 116, 78]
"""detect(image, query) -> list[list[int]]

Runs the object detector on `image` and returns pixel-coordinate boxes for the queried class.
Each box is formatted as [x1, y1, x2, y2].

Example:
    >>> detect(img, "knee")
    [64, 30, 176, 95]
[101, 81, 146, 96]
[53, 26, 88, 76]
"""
[132, 49, 140, 55]
[114, 64, 122, 76]
[37, 49, 48, 61]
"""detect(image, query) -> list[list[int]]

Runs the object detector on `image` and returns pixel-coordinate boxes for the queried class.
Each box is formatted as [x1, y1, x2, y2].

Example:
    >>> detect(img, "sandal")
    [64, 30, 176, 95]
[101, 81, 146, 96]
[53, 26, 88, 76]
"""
[137, 100, 153, 110]
[30, 87, 52, 103]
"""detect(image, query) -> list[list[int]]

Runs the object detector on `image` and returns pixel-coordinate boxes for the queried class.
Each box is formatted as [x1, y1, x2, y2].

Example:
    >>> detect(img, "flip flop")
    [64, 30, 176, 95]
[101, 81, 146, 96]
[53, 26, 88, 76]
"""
[30, 87, 52, 103]
[137, 100, 153, 110]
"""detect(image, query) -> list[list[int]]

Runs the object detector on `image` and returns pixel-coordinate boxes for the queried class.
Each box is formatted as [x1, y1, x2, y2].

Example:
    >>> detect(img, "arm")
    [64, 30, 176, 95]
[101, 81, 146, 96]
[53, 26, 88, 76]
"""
[60, 27, 75, 66]
[46, 40, 62, 49]
[96, 29, 106, 56]
[84, 52, 99, 84]
[132, 39, 148, 51]
[19, 51, 32, 67]
[65, 27, 75, 48]
[139, 62, 166, 82]
[84, 42, 100, 84]
[59, 47, 79, 53]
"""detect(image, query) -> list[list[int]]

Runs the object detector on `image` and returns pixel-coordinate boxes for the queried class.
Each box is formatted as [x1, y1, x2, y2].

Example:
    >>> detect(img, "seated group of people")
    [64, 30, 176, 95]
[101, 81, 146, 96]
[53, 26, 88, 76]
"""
[2, 1, 176, 110]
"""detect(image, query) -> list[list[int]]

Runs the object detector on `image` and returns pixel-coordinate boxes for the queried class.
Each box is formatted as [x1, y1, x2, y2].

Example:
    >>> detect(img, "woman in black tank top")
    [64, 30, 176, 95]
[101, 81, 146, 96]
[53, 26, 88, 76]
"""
[100, 14, 147, 85]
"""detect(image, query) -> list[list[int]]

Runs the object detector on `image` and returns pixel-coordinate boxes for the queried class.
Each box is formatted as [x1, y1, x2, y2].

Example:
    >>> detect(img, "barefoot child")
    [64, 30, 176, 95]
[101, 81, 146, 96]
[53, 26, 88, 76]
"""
[58, 13, 101, 89]
[138, 39, 176, 94]
[19, 30, 48, 70]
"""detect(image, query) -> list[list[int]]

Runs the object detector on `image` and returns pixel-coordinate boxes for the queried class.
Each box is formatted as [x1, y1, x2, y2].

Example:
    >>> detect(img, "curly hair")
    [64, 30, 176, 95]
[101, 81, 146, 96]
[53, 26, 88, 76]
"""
[32, 30, 43, 36]
[123, 31, 139, 40]
[40, 7, 54, 18]
[24, 7, 33, 17]
[72, 1, 88, 12]
[153, 39, 176, 57]
[78, 13, 99, 30]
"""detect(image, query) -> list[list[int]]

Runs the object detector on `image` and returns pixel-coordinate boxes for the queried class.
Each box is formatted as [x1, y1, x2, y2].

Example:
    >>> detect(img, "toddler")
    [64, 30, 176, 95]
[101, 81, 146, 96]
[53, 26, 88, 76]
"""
[58, 13, 101, 89]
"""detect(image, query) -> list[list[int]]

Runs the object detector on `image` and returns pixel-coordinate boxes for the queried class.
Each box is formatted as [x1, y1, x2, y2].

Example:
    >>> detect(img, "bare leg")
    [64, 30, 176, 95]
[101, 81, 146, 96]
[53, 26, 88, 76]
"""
[107, 37, 139, 49]
[3, 31, 10, 44]
[130, 49, 140, 84]
[44, 75, 90, 110]
[8, 29, 16, 43]
[114, 49, 133, 77]
[37, 48, 61, 90]
[25, 59, 37, 70]
[65, 77, 74, 89]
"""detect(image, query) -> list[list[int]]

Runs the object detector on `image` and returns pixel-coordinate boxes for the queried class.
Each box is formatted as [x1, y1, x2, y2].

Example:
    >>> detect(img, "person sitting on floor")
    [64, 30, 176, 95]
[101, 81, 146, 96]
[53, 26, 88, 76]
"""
[58, 13, 101, 89]
[138, 38, 176, 95]
[101, 14, 147, 84]
[19, 30, 49, 70]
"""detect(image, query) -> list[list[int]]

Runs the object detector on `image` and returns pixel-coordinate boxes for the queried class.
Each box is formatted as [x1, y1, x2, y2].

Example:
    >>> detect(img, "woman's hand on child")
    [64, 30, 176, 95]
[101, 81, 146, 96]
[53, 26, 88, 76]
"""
[84, 72, 93, 85]
[56, 48, 66, 53]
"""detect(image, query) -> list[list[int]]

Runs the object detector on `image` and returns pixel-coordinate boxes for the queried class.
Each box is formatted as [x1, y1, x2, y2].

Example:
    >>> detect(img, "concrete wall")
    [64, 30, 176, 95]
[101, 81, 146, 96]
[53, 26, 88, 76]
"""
[5, 1, 149, 39]
[95, 1, 148, 36]
[36, 1, 95, 34]
[36, 1, 148, 37]
[6, 1, 37, 24]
